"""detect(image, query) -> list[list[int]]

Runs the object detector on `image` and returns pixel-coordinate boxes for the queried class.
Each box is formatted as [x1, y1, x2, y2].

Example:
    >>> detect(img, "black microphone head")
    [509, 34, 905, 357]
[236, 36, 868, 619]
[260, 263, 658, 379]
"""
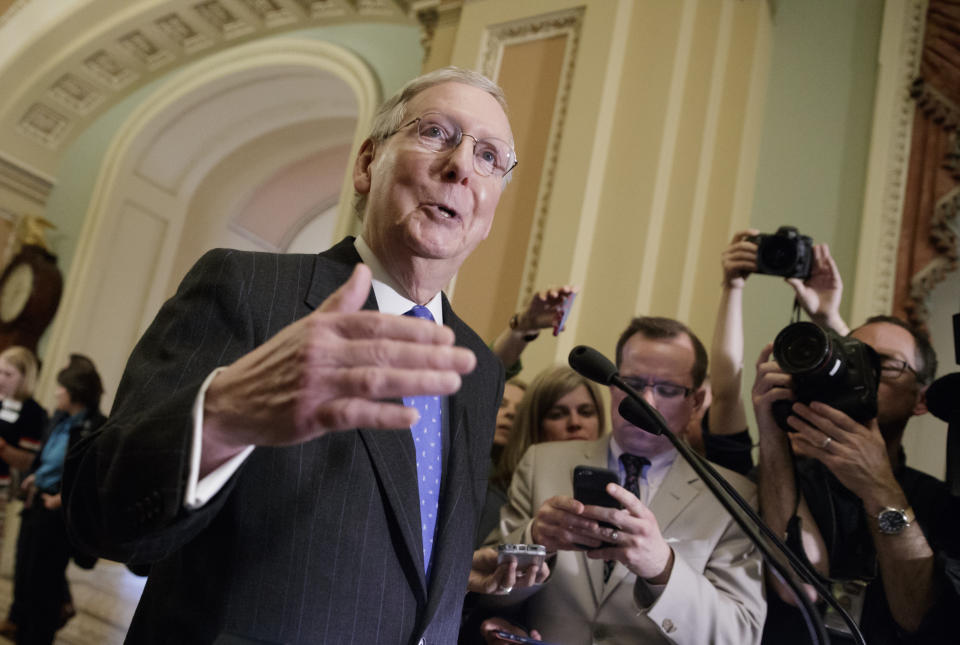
[617, 396, 667, 436]
[568, 345, 618, 385]
[925, 372, 960, 421]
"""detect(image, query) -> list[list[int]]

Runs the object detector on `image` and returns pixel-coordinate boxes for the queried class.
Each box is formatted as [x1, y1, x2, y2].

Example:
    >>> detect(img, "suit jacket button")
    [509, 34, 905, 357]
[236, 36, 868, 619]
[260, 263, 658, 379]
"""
[662, 618, 676, 633]
[593, 626, 607, 640]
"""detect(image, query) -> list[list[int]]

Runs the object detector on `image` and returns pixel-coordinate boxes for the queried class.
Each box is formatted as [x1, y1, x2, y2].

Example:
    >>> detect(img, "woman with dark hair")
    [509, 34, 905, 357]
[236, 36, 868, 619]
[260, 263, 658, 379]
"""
[3, 354, 105, 645]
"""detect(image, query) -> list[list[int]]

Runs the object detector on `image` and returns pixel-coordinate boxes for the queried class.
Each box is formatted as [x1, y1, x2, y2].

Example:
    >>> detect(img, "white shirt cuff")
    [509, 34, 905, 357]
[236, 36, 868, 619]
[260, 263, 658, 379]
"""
[185, 367, 255, 510]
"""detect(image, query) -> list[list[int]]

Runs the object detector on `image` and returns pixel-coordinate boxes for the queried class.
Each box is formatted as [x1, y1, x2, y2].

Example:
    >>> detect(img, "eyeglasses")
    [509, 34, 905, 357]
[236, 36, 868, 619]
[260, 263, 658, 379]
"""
[619, 376, 693, 401]
[878, 355, 918, 380]
[390, 111, 518, 178]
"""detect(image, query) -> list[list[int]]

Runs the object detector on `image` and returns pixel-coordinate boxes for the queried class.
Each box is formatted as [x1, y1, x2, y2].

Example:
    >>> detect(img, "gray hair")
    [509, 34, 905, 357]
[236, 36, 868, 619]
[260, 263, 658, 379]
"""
[353, 66, 511, 217]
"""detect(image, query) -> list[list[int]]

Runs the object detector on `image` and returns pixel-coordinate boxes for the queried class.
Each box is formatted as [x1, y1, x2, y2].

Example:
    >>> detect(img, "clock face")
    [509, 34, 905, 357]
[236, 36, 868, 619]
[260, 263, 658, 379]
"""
[0, 263, 35, 323]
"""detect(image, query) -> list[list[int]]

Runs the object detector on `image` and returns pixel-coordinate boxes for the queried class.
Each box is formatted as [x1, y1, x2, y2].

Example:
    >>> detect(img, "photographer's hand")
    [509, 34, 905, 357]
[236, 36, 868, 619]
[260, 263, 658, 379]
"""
[787, 401, 937, 633]
[787, 401, 901, 506]
[721, 230, 759, 289]
[786, 244, 849, 335]
[753, 345, 825, 602]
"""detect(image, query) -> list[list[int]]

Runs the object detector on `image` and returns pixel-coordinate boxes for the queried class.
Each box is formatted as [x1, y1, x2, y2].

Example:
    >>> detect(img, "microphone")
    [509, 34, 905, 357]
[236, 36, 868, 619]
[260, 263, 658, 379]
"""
[567, 343, 861, 645]
[617, 396, 666, 437]
[567, 345, 617, 385]
[567, 345, 666, 436]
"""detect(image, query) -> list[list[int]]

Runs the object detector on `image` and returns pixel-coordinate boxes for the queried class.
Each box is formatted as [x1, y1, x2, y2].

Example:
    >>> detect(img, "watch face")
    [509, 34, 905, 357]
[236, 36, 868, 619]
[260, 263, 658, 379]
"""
[0, 263, 34, 323]
[878, 508, 908, 534]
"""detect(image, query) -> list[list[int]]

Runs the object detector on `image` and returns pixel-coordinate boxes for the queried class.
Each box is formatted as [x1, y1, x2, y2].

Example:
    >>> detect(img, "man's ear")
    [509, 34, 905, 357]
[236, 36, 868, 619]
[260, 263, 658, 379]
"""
[353, 138, 376, 195]
[692, 387, 706, 412]
[913, 386, 929, 417]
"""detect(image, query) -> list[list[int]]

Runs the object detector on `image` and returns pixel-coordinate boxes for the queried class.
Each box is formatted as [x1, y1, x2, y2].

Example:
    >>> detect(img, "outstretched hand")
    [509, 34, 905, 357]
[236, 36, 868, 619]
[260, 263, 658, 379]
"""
[786, 244, 848, 334]
[515, 285, 577, 335]
[200, 263, 477, 473]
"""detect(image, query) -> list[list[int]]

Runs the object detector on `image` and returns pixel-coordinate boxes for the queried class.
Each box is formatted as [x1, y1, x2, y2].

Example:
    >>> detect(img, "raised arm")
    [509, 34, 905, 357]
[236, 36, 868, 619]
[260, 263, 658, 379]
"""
[491, 285, 577, 371]
[709, 230, 757, 437]
[753, 344, 826, 606]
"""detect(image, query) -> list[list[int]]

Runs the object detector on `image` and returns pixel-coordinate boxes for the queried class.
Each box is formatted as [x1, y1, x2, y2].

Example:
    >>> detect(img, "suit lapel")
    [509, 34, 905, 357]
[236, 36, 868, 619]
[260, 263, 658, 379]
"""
[307, 238, 429, 597]
[598, 450, 700, 605]
[421, 298, 484, 621]
[647, 455, 700, 533]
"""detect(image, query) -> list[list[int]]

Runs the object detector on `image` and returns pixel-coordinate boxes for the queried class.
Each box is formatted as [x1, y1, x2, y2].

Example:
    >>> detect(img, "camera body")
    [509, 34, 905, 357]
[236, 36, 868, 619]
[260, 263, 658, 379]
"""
[771, 321, 881, 431]
[750, 226, 813, 280]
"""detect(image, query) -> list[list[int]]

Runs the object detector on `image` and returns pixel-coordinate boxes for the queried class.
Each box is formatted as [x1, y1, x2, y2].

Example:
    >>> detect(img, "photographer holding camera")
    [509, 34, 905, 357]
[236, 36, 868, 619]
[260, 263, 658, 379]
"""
[754, 316, 960, 643]
[699, 230, 850, 476]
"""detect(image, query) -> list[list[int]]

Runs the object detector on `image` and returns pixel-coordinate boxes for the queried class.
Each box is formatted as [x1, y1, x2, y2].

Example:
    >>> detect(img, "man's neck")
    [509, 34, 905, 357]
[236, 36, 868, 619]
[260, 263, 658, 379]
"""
[358, 235, 454, 305]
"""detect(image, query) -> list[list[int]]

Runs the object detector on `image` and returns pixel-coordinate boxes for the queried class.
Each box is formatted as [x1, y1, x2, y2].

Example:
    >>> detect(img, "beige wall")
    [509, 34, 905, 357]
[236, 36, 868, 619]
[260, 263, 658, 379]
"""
[442, 0, 772, 380]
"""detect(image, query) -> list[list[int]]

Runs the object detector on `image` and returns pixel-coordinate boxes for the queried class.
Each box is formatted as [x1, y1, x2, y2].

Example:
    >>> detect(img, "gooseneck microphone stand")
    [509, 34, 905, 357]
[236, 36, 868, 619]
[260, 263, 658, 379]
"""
[569, 345, 867, 645]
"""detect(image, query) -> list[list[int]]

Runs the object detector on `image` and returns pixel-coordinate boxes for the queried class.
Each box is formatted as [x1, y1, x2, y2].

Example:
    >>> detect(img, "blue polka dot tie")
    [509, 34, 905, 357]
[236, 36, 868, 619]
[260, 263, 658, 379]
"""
[403, 305, 442, 577]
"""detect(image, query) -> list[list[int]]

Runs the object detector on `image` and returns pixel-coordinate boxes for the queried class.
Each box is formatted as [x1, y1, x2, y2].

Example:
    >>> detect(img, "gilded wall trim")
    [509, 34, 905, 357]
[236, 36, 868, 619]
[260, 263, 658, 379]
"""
[853, 0, 927, 322]
[478, 7, 584, 307]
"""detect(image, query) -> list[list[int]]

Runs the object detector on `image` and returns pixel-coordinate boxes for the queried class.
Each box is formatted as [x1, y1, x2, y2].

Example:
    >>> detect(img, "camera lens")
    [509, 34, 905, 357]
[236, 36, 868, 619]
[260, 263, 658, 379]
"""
[773, 322, 830, 373]
[759, 237, 799, 273]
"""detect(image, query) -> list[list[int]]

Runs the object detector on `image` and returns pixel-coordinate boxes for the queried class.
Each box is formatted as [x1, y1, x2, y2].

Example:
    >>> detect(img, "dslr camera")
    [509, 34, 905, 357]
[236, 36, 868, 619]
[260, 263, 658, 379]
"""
[771, 321, 881, 431]
[750, 226, 813, 280]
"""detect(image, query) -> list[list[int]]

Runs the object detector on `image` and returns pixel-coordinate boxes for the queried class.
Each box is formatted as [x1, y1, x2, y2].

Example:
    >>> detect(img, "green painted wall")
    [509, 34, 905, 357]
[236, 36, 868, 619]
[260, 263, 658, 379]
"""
[40, 22, 423, 355]
[743, 0, 883, 393]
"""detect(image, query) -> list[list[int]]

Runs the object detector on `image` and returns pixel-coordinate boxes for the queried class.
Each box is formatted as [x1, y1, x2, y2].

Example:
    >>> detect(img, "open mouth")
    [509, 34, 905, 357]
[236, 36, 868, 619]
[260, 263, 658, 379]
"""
[437, 204, 457, 218]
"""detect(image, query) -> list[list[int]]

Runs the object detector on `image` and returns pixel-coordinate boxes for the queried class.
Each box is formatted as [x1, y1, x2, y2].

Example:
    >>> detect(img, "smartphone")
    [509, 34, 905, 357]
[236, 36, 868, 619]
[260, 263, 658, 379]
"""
[492, 629, 554, 644]
[497, 543, 546, 569]
[572, 465, 620, 548]
[553, 293, 577, 336]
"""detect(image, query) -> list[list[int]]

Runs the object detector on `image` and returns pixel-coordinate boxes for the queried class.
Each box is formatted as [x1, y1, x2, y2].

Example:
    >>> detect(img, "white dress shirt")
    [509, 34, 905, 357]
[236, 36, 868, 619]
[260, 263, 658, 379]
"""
[184, 237, 443, 508]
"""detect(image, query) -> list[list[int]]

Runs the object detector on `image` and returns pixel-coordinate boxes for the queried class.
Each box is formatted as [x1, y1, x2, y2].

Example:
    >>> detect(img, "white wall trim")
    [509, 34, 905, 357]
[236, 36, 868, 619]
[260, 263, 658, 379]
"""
[851, 0, 927, 323]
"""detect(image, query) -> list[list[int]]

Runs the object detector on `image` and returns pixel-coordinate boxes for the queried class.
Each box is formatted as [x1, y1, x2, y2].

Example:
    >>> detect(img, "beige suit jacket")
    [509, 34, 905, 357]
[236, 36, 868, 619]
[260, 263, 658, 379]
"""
[487, 436, 765, 645]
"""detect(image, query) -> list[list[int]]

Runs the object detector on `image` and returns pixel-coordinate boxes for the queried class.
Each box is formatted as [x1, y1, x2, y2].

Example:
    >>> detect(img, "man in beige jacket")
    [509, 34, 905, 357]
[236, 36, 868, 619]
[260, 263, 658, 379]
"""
[483, 316, 765, 645]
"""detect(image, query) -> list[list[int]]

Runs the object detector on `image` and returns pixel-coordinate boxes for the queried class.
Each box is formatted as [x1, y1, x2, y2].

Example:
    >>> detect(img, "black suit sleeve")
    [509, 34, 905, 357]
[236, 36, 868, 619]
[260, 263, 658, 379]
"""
[63, 248, 259, 564]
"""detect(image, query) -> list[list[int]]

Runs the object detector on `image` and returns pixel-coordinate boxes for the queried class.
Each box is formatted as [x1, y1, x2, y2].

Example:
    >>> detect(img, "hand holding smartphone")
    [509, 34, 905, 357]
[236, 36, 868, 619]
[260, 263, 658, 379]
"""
[572, 465, 620, 549]
[553, 292, 576, 336]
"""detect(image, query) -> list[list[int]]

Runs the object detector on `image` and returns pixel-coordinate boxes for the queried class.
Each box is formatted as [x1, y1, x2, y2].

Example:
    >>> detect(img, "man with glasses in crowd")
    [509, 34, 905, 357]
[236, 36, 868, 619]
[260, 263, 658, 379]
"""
[481, 316, 766, 645]
[64, 67, 517, 644]
[756, 315, 960, 643]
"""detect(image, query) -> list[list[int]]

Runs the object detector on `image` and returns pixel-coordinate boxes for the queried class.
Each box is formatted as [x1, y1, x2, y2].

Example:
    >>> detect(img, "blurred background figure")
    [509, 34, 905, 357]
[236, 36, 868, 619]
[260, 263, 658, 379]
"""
[3, 354, 105, 645]
[493, 379, 527, 457]
[0, 347, 47, 557]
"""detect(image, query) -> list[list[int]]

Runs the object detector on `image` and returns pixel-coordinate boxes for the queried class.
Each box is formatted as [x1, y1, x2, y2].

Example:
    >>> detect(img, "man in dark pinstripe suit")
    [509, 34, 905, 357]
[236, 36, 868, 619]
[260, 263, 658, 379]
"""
[63, 67, 516, 644]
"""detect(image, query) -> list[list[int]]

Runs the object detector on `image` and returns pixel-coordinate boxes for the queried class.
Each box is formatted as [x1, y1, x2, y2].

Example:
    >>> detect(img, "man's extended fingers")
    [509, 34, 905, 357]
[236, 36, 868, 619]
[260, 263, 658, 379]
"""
[317, 263, 373, 314]
[330, 338, 476, 373]
[313, 399, 419, 433]
[321, 310, 458, 346]
[319, 366, 464, 402]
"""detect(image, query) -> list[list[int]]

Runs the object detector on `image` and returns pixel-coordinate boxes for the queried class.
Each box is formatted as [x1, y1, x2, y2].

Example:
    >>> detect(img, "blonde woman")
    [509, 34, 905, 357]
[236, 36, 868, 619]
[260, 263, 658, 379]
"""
[478, 366, 606, 544]
[0, 346, 47, 492]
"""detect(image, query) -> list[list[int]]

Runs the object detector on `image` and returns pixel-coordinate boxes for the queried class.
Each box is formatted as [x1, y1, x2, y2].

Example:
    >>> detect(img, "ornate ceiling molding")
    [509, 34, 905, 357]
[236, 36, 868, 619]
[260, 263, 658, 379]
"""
[478, 7, 584, 307]
[0, 0, 420, 159]
[0, 152, 53, 204]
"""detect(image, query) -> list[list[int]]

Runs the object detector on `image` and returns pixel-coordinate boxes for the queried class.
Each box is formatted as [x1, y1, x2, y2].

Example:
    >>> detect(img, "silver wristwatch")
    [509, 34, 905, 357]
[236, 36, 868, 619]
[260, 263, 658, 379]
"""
[876, 506, 914, 535]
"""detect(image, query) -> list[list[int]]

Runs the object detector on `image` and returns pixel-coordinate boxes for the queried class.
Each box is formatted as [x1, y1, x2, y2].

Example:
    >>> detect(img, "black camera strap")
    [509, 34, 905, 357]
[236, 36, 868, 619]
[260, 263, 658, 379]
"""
[791, 296, 803, 324]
